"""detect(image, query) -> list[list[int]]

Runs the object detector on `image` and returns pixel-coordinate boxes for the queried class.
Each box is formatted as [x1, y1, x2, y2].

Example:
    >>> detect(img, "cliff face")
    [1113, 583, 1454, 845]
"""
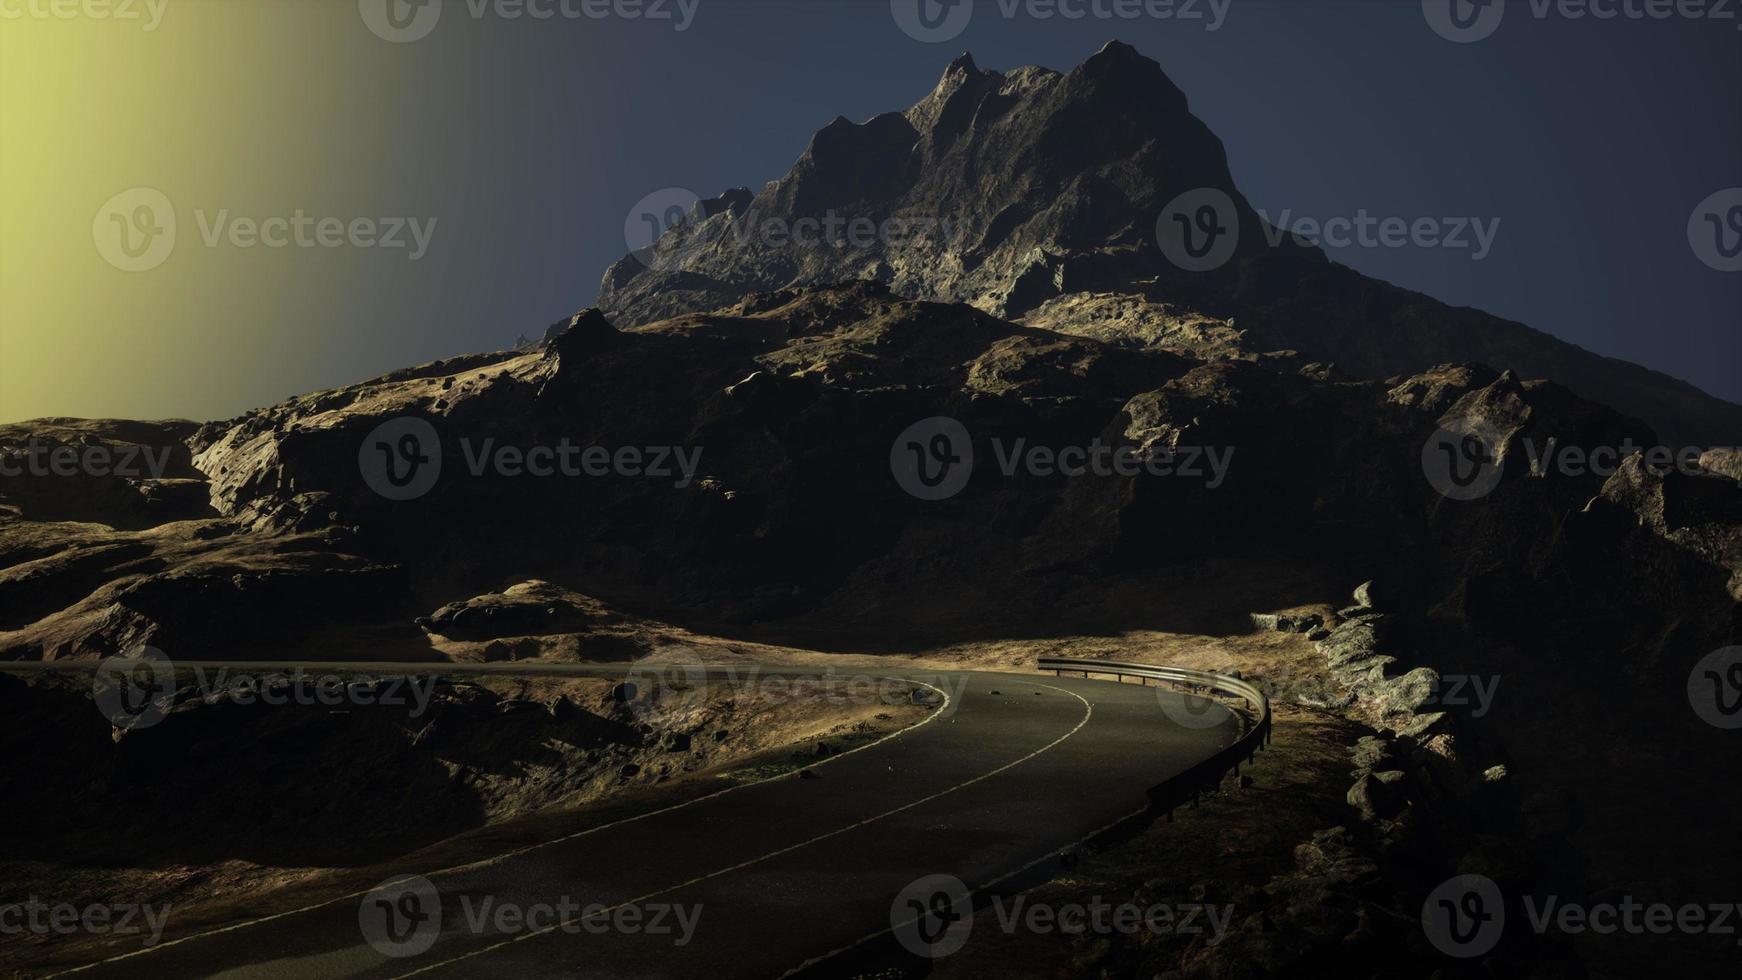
[598, 42, 1742, 446]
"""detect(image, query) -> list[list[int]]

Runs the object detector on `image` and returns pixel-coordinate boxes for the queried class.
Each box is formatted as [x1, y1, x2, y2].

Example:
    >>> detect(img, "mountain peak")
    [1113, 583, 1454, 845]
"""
[591, 42, 1742, 443]
[1073, 37, 1186, 110]
[602, 41, 1247, 324]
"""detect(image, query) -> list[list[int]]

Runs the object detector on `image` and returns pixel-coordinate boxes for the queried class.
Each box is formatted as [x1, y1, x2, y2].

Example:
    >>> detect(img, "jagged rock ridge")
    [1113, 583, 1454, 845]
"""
[598, 41, 1742, 445]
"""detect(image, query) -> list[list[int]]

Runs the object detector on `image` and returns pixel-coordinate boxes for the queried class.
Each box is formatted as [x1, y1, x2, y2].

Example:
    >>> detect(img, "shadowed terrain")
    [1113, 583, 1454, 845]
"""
[2, 41, 1738, 980]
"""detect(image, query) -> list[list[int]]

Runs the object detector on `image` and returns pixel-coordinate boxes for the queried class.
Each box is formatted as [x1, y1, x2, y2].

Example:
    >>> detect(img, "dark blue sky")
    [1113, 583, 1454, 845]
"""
[29, 0, 1731, 422]
[441, 0, 1739, 403]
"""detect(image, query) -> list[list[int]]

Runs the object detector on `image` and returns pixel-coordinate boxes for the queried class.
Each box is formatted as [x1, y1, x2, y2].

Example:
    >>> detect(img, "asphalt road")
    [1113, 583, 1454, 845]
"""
[8, 662, 1241, 979]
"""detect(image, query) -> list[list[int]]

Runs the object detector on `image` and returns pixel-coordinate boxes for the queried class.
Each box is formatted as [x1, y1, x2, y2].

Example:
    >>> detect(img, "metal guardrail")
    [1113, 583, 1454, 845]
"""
[1036, 656, 1271, 819]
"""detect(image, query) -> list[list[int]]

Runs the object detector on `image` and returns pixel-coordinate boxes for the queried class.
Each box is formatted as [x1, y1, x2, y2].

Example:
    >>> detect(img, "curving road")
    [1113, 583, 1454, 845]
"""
[6, 661, 1243, 979]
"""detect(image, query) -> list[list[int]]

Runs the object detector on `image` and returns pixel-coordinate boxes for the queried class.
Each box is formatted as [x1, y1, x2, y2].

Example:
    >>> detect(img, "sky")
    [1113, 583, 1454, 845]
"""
[2, 0, 1738, 423]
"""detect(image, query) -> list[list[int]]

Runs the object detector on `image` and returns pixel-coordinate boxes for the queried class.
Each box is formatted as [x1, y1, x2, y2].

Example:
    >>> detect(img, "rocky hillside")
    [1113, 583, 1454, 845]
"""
[5, 281, 1736, 974]
[4, 282, 1735, 680]
[598, 41, 1742, 446]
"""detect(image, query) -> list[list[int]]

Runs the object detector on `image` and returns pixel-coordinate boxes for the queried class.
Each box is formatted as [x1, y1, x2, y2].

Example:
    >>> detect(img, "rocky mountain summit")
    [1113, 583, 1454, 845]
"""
[600, 41, 1742, 446]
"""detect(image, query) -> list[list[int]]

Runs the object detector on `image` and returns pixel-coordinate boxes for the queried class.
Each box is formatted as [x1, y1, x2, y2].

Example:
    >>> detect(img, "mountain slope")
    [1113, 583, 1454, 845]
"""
[598, 41, 1741, 446]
